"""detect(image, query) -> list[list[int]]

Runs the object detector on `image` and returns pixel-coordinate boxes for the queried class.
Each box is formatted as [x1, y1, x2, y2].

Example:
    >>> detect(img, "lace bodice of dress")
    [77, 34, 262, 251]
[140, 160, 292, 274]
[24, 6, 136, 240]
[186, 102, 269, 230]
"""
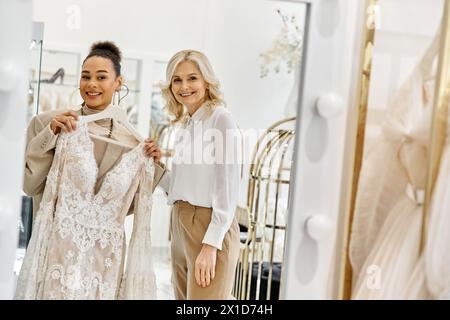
[15, 123, 156, 300]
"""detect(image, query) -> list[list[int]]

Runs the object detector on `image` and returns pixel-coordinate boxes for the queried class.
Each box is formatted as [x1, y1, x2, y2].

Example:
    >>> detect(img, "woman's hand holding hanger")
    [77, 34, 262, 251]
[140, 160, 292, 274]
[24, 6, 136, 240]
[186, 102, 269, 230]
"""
[143, 139, 162, 164]
[50, 111, 79, 134]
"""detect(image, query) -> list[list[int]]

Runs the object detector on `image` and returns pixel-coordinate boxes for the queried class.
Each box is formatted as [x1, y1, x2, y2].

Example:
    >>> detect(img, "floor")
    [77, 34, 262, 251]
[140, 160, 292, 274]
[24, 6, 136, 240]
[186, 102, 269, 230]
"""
[152, 246, 175, 300]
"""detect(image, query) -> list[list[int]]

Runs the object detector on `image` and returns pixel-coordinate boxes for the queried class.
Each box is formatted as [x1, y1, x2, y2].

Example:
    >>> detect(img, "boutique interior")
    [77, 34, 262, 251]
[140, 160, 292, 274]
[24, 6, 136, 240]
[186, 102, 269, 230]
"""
[1, 0, 449, 300]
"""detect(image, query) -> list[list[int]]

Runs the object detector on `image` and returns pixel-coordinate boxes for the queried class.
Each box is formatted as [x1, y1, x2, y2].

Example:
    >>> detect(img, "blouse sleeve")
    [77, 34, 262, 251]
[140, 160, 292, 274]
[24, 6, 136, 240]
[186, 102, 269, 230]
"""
[202, 110, 241, 250]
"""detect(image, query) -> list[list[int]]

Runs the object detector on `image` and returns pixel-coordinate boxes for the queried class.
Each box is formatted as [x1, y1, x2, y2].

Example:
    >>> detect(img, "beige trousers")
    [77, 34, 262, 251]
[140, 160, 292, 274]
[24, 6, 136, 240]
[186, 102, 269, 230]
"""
[170, 200, 240, 300]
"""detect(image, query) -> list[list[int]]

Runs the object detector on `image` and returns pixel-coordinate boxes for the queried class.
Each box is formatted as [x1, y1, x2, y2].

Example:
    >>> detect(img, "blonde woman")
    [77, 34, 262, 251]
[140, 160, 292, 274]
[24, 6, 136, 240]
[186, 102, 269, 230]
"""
[159, 50, 240, 300]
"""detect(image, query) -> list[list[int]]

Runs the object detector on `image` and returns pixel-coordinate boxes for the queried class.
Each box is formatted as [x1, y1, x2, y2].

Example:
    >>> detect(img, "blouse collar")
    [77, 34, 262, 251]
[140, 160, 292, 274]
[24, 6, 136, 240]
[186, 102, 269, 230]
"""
[185, 104, 210, 125]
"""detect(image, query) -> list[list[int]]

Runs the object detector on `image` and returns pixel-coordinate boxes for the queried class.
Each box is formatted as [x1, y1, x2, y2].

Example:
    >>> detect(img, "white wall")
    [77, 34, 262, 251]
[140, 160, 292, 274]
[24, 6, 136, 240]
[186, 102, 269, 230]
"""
[203, 0, 305, 131]
[33, 0, 208, 55]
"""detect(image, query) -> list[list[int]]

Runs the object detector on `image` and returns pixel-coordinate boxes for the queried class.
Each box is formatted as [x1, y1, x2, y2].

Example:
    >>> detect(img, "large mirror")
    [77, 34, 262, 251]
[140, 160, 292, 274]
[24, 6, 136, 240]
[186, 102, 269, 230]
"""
[14, 0, 308, 300]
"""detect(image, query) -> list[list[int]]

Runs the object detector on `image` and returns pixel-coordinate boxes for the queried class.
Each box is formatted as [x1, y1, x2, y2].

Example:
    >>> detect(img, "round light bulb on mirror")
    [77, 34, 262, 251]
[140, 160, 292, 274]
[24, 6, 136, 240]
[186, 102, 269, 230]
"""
[305, 214, 333, 240]
[316, 93, 344, 118]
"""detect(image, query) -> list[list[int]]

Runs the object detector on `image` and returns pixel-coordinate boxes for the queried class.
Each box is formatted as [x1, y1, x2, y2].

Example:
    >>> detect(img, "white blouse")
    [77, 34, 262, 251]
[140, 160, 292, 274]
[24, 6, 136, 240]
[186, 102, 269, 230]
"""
[159, 105, 240, 250]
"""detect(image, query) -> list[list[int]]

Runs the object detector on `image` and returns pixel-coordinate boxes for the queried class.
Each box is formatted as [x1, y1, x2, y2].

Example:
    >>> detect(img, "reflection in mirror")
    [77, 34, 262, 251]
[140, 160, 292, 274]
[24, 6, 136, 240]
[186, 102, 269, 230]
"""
[342, 0, 444, 299]
[14, 0, 307, 300]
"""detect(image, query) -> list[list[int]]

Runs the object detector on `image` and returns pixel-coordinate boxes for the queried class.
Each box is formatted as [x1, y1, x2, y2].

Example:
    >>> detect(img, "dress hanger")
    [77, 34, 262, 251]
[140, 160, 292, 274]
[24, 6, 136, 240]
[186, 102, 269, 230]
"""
[78, 105, 143, 149]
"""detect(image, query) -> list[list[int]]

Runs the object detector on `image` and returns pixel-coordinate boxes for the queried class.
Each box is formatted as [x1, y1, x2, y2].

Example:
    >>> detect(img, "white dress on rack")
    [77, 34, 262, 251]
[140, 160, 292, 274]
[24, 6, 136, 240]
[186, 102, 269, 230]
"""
[351, 147, 429, 299]
[15, 123, 156, 300]
[350, 32, 439, 299]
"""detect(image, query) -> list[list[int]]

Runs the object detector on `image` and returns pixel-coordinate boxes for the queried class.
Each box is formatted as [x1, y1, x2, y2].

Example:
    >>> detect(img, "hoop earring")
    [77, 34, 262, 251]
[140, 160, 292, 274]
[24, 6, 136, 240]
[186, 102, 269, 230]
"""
[71, 87, 81, 107]
[119, 84, 130, 105]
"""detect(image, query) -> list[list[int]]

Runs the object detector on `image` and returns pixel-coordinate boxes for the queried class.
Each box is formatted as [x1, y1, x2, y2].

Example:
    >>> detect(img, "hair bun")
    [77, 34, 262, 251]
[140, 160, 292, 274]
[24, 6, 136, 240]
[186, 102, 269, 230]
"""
[90, 41, 122, 62]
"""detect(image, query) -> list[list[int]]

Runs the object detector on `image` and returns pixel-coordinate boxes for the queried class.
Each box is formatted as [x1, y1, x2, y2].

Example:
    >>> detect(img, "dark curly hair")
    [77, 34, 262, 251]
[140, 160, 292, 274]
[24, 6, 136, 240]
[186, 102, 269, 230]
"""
[83, 41, 122, 76]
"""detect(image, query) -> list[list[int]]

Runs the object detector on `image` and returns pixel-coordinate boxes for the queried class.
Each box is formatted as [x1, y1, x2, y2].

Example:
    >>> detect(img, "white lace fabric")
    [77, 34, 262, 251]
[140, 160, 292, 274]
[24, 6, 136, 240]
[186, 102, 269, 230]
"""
[15, 123, 156, 300]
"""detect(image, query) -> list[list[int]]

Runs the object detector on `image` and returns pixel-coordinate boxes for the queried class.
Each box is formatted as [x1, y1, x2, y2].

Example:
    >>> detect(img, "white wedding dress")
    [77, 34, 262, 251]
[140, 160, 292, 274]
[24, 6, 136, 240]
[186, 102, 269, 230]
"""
[349, 32, 439, 299]
[15, 123, 156, 300]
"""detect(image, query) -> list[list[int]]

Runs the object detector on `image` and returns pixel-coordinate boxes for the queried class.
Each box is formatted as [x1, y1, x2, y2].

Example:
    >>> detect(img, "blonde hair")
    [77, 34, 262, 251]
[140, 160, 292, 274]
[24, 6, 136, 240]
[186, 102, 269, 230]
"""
[160, 50, 225, 123]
